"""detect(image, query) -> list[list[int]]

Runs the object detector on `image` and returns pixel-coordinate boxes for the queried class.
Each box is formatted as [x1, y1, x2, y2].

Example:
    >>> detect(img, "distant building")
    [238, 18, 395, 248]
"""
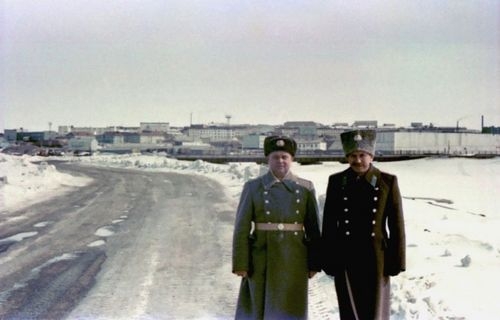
[116, 126, 140, 133]
[139, 132, 166, 144]
[316, 126, 345, 143]
[381, 123, 396, 128]
[66, 126, 109, 135]
[10, 131, 58, 145]
[377, 131, 500, 155]
[248, 124, 277, 135]
[352, 120, 378, 128]
[242, 134, 266, 150]
[4, 129, 18, 142]
[58, 126, 71, 135]
[296, 139, 327, 153]
[327, 137, 345, 154]
[332, 122, 350, 128]
[97, 131, 166, 145]
[98, 132, 125, 144]
[279, 126, 299, 138]
[140, 122, 170, 132]
[185, 124, 234, 141]
[482, 126, 500, 135]
[68, 136, 99, 153]
[281, 121, 318, 139]
[16, 131, 46, 142]
[175, 141, 213, 155]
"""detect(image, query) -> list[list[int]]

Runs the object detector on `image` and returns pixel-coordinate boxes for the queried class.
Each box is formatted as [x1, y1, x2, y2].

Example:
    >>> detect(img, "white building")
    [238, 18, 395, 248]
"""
[139, 132, 166, 144]
[353, 120, 378, 128]
[68, 136, 99, 152]
[60, 126, 119, 135]
[242, 135, 266, 150]
[296, 140, 327, 153]
[377, 131, 500, 155]
[186, 125, 234, 141]
[140, 122, 170, 132]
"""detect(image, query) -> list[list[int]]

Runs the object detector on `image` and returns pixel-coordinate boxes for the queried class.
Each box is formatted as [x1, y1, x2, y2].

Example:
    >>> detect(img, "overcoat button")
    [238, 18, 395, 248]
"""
[345, 231, 350, 235]
[343, 197, 348, 200]
[345, 220, 349, 224]
[374, 197, 378, 201]
[372, 220, 376, 225]
[371, 232, 375, 237]
[344, 208, 349, 212]
[266, 211, 270, 215]
[372, 208, 377, 213]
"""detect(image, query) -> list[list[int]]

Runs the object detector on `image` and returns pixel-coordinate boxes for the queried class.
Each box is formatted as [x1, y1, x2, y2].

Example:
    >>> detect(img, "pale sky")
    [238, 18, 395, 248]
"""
[1, 0, 499, 131]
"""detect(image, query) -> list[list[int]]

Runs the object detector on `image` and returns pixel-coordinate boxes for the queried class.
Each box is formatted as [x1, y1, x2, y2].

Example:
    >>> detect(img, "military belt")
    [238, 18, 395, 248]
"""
[255, 222, 304, 231]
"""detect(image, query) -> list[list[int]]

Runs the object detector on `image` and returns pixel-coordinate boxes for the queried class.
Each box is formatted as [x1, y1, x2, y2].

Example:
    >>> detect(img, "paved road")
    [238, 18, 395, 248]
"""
[0, 163, 238, 319]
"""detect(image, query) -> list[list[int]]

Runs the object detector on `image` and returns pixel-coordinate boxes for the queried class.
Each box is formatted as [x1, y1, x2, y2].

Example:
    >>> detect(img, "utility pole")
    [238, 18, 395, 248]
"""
[48, 122, 52, 147]
[225, 115, 232, 155]
[225, 114, 232, 139]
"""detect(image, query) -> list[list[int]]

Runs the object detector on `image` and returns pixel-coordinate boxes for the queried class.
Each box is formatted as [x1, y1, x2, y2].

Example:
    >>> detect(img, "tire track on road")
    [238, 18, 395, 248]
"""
[0, 249, 106, 319]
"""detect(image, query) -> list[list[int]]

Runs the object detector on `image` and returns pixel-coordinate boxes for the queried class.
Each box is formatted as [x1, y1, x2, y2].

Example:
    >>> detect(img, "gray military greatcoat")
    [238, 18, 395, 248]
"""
[232, 171, 321, 320]
[322, 165, 406, 320]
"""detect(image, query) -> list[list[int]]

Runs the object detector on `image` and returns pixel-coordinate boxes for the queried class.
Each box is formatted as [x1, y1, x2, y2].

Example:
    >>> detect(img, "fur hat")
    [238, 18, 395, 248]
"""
[264, 136, 297, 157]
[340, 130, 377, 156]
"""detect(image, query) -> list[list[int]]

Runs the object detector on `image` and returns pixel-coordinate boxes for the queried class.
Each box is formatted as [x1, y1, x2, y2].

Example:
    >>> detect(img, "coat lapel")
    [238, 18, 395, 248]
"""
[261, 171, 298, 193]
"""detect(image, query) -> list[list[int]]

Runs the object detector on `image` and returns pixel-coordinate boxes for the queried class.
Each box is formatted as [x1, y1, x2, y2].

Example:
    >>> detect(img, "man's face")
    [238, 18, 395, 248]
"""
[268, 151, 293, 179]
[347, 151, 373, 174]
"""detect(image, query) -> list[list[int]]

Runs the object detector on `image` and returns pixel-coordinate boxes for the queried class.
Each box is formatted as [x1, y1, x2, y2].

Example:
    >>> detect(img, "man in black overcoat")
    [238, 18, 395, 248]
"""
[322, 130, 406, 320]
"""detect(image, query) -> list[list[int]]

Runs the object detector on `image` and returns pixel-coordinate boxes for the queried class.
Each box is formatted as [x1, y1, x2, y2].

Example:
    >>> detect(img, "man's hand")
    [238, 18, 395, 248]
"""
[234, 271, 248, 277]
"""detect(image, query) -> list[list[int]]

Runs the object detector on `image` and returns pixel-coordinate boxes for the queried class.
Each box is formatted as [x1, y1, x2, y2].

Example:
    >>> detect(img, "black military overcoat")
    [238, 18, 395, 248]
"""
[322, 165, 405, 320]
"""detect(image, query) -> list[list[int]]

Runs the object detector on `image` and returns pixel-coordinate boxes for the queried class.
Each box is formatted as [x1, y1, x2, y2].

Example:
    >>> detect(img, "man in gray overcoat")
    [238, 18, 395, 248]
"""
[322, 130, 406, 320]
[232, 135, 321, 320]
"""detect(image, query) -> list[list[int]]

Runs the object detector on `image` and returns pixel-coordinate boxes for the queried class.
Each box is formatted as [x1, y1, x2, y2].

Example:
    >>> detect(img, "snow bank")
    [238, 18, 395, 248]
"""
[0, 154, 92, 211]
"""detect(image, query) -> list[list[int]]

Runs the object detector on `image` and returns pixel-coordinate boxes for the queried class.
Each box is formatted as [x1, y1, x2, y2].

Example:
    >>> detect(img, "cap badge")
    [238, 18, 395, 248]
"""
[354, 134, 362, 141]
[276, 139, 285, 147]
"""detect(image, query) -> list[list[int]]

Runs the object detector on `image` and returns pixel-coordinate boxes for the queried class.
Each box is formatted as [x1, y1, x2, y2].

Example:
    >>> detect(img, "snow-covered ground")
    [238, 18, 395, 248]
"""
[1, 153, 499, 319]
[0, 155, 92, 211]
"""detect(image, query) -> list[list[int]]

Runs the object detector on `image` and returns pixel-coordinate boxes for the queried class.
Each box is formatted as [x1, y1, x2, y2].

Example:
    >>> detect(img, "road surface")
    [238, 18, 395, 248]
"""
[0, 163, 239, 319]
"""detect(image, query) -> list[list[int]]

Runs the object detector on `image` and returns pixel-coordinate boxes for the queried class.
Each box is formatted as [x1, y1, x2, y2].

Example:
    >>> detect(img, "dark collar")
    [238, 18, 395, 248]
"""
[346, 165, 381, 187]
